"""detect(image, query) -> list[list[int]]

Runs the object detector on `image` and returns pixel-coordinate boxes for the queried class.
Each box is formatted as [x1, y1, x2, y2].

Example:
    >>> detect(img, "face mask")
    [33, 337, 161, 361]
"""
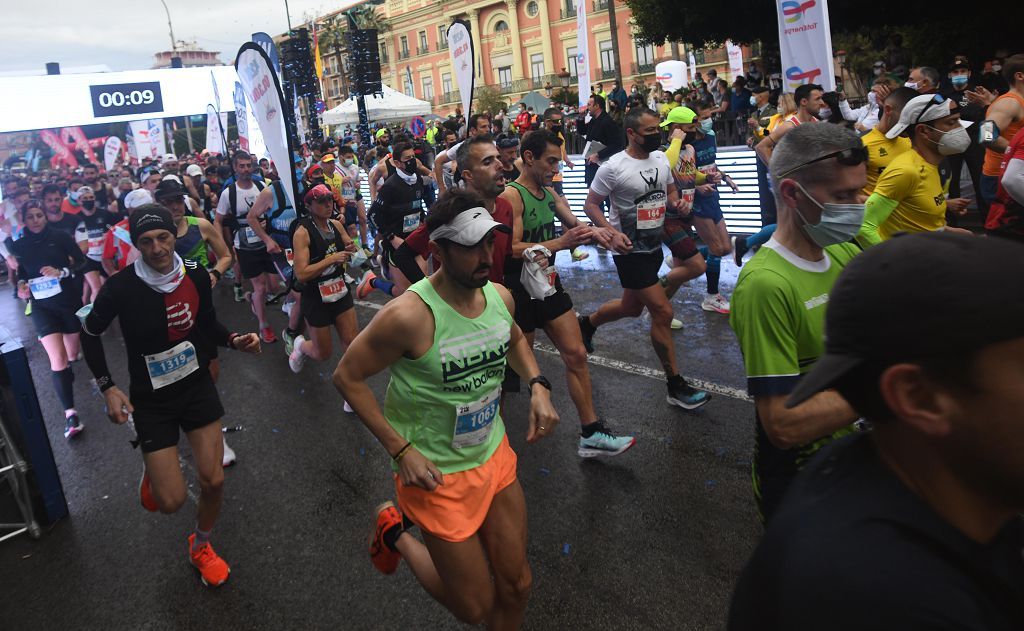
[904, 81, 919, 90]
[637, 132, 662, 153]
[818, 107, 833, 120]
[549, 124, 563, 134]
[749, 95, 758, 106]
[992, 64, 1002, 72]
[342, 158, 354, 167]
[925, 124, 971, 155]
[81, 200, 95, 211]
[700, 119, 714, 134]
[683, 131, 698, 145]
[951, 75, 969, 87]
[867, 92, 877, 106]
[791, 182, 865, 248]
[402, 158, 417, 173]
[873, 68, 883, 76]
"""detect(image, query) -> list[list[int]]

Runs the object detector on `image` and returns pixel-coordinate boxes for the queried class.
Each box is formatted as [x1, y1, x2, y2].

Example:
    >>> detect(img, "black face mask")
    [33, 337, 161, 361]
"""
[81, 200, 95, 211]
[683, 131, 697, 145]
[403, 158, 417, 174]
[549, 123, 563, 134]
[638, 132, 662, 153]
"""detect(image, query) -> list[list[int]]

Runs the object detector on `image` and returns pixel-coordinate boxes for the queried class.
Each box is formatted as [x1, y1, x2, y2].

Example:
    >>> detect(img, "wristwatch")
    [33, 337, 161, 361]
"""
[528, 375, 552, 392]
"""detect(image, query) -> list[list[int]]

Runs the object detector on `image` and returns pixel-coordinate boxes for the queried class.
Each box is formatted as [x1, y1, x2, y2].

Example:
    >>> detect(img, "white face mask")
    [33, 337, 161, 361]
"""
[867, 92, 877, 106]
[924, 124, 971, 155]
[905, 81, 919, 90]
[818, 107, 833, 120]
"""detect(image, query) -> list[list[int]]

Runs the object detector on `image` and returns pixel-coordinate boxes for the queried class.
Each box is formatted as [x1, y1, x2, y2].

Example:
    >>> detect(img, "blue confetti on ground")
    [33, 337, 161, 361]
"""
[705, 479, 716, 489]
[272, 428, 280, 433]
[540, 468, 550, 476]
[562, 543, 570, 555]
[359, 448, 366, 456]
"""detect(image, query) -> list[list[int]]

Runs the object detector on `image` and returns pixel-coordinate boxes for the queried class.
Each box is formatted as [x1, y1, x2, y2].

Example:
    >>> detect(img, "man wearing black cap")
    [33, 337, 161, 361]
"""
[729, 231, 1024, 630]
[80, 204, 261, 588]
[941, 56, 989, 217]
[730, 123, 868, 523]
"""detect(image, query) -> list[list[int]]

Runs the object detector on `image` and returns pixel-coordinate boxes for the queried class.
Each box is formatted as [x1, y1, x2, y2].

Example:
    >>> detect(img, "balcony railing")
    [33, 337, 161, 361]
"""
[528, 74, 560, 91]
[631, 62, 655, 75]
[560, 4, 577, 18]
[398, 49, 410, 60]
[493, 32, 512, 48]
[417, 46, 429, 56]
[496, 78, 531, 95]
[438, 89, 461, 104]
[380, 54, 389, 64]
[593, 0, 608, 10]
[438, 41, 449, 50]
[600, 68, 616, 79]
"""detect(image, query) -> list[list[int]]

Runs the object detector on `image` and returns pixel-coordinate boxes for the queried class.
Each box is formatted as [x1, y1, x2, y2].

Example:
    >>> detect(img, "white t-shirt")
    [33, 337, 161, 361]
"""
[338, 163, 361, 201]
[216, 180, 263, 250]
[590, 150, 671, 254]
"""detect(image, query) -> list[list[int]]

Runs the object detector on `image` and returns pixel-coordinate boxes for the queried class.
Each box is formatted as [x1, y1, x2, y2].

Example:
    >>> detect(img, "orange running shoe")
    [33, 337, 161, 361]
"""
[356, 271, 377, 299]
[189, 534, 231, 587]
[369, 501, 403, 575]
[139, 469, 158, 512]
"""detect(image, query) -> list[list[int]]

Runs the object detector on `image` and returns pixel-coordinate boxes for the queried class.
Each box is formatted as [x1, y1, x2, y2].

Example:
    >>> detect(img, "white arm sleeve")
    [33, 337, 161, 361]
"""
[1002, 158, 1024, 206]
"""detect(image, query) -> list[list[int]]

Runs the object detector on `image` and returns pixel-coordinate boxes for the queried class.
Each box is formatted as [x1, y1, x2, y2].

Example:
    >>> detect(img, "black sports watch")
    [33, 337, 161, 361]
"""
[528, 375, 552, 392]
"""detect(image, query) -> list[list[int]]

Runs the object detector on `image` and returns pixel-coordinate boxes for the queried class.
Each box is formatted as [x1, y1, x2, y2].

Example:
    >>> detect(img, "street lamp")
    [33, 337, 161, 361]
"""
[557, 68, 571, 88]
[158, 0, 177, 53]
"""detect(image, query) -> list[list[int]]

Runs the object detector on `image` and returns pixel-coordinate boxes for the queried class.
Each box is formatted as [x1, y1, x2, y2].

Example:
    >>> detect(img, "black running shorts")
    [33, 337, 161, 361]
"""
[510, 281, 574, 334]
[131, 372, 224, 453]
[612, 251, 663, 290]
[237, 248, 278, 279]
[30, 300, 82, 338]
[301, 287, 355, 328]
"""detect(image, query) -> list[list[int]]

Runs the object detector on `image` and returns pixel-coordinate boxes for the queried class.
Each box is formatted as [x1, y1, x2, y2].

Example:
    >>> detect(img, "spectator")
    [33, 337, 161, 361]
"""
[906, 66, 940, 94]
[820, 92, 853, 128]
[730, 77, 753, 119]
[514, 103, 532, 135]
[942, 56, 989, 217]
[608, 81, 628, 111]
[581, 93, 624, 210]
[838, 79, 896, 132]
[746, 63, 763, 86]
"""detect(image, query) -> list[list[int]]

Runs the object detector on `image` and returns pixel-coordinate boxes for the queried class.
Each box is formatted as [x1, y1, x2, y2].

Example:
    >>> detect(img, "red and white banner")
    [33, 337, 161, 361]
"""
[776, 0, 836, 92]
[575, 0, 591, 107]
[103, 137, 122, 171]
[446, 20, 475, 117]
[727, 40, 744, 81]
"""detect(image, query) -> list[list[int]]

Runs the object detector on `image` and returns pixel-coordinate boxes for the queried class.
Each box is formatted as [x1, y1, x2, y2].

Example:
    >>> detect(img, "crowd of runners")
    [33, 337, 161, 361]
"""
[1, 51, 1023, 629]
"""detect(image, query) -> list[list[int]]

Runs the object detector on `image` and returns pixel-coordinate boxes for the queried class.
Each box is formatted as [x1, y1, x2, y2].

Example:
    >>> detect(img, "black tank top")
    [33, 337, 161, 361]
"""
[298, 216, 347, 298]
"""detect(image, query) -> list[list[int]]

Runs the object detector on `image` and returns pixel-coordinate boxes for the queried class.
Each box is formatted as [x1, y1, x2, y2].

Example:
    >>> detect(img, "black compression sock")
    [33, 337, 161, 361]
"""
[382, 521, 404, 552]
[51, 367, 75, 411]
[579, 314, 597, 335]
[285, 327, 300, 337]
[580, 421, 604, 438]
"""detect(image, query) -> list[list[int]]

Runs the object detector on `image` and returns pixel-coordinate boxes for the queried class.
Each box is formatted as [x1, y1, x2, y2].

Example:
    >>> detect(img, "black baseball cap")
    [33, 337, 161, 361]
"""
[786, 232, 1024, 408]
[751, 85, 770, 94]
[154, 178, 186, 201]
[950, 57, 970, 72]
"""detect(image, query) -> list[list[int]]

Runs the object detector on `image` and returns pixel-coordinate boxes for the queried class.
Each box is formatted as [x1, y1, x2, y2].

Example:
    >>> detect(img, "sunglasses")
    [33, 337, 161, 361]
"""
[496, 137, 520, 149]
[913, 93, 948, 126]
[777, 145, 868, 178]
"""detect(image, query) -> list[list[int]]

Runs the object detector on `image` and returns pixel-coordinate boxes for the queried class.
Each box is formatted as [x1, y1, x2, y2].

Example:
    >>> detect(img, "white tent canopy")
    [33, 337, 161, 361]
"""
[322, 84, 431, 125]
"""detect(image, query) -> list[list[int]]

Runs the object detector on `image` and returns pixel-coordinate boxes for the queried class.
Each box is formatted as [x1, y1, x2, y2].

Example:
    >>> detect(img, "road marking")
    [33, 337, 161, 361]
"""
[354, 299, 751, 402]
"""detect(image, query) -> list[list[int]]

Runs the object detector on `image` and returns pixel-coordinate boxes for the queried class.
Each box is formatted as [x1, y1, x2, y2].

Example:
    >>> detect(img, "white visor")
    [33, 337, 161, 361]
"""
[429, 208, 511, 246]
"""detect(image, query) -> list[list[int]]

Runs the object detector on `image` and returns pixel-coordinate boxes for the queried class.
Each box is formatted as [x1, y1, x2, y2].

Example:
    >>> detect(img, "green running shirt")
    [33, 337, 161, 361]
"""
[383, 278, 513, 474]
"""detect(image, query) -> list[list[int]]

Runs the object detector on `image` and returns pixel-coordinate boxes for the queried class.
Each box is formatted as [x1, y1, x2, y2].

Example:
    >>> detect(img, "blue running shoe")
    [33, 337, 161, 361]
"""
[578, 422, 636, 458]
[666, 376, 711, 410]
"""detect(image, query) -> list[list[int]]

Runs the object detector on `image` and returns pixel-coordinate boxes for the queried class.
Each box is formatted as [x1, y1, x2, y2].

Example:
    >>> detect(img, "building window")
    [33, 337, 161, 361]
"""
[422, 77, 435, 100]
[442, 72, 452, 93]
[404, 76, 414, 97]
[635, 43, 654, 67]
[494, 20, 509, 32]
[331, 78, 340, 98]
[526, 0, 539, 16]
[380, 43, 389, 63]
[530, 54, 545, 80]
[438, 26, 448, 49]
[599, 40, 614, 70]
[400, 36, 409, 57]
[419, 31, 428, 52]
[566, 47, 579, 78]
[498, 66, 513, 87]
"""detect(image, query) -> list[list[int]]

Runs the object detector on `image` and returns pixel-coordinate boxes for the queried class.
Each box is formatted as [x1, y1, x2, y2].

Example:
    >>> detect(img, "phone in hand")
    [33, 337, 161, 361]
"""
[978, 120, 997, 145]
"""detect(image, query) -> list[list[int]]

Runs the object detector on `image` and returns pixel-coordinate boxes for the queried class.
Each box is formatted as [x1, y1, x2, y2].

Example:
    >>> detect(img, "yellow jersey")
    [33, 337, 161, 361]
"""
[872, 149, 949, 240]
[322, 170, 345, 201]
[861, 128, 912, 195]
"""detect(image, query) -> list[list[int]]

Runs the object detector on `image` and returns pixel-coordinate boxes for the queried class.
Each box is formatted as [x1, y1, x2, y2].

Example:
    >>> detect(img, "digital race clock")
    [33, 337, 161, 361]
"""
[89, 82, 164, 118]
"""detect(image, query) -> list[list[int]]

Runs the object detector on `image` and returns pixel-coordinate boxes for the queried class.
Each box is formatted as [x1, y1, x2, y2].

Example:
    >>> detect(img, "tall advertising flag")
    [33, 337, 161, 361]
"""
[655, 60, 687, 92]
[688, 51, 697, 83]
[446, 20, 475, 117]
[234, 81, 250, 152]
[235, 42, 299, 213]
[206, 104, 226, 155]
[574, 0, 591, 107]
[776, 0, 836, 92]
[103, 136, 122, 171]
[726, 40, 744, 80]
[251, 32, 282, 78]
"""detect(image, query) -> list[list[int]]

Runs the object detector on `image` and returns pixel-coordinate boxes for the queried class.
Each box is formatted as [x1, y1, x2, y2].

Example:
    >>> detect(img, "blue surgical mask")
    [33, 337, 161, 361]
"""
[951, 75, 969, 87]
[792, 181, 865, 247]
[700, 119, 714, 134]
[749, 95, 758, 106]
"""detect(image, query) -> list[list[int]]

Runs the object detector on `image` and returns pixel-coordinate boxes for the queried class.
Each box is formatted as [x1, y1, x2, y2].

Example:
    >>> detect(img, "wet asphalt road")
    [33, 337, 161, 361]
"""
[1, 246, 761, 630]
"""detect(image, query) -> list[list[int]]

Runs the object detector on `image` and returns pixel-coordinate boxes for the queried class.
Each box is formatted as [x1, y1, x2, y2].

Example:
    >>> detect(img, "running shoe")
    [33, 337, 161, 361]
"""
[370, 501, 403, 575]
[233, 284, 245, 302]
[571, 247, 589, 262]
[281, 300, 295, 318]
[222, 438, 236, 468]
[282, 328, 297, 355]
[223, 268, 236, 281]
[701, 293, 731, 314]
[188, 534, 231, 587]
[578, 314, 595, 354]
[24, 302, 32, 316]
[356, 271, 377, 299]
[666, 376, 711, 410]
[578, 423, 636, 458]
[343, 400, 354, 413]
[139, 468, 159, 512]
[658, 271, 689, 289]
[732, 235, 749, 268]
[260, 327, 277, 344]
[640, 309, 683, 330]
[64, 414, 84, 439]
[664, 255, 676, 270]
[288, 335, 307, 373]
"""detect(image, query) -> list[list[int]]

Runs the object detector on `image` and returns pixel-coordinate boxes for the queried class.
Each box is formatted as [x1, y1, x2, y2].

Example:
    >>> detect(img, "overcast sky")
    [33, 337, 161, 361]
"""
[0, 0, 364, 73]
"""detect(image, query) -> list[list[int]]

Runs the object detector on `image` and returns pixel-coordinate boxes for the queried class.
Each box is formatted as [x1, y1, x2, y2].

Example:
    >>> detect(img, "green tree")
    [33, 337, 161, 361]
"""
[474, 86, 508, 116]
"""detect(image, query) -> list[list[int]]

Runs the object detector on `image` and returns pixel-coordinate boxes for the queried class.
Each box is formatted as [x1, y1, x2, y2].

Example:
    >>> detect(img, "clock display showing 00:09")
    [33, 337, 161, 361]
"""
[89, 81, 165, 118]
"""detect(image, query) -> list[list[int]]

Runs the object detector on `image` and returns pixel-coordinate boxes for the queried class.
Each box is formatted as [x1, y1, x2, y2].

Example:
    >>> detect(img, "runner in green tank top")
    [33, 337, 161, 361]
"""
[501, 130, 636, 458]
[334, 190, 559, 628]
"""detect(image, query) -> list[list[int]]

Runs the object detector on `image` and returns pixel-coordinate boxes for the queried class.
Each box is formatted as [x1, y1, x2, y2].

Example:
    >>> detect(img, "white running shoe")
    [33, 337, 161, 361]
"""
[288, 335, 307, 373]
[701, 293, 731, 314]
[281, 300, 294, 317]
[222, 437, 236, 468]
[641, 308, 683, 330]
[343, 400, 354, 413]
